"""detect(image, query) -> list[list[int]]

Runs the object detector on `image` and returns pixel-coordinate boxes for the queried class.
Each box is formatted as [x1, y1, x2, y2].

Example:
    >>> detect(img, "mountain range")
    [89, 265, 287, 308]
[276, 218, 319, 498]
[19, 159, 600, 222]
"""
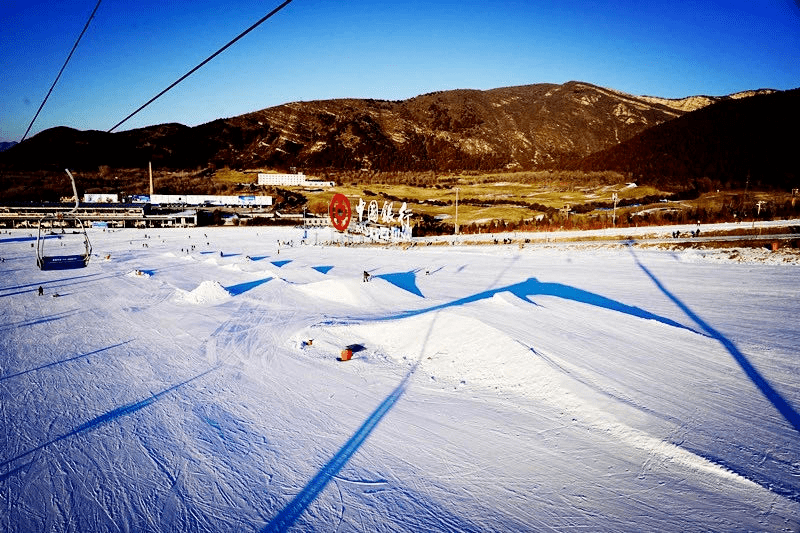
[1, 81, 795, 190]
[574, 87, 799, 190]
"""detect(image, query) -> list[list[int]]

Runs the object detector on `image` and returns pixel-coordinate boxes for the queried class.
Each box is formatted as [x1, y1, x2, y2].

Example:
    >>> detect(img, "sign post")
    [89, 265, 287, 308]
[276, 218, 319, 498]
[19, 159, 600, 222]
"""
[329, 193, 352, 232]
[328, 194, 413, 243]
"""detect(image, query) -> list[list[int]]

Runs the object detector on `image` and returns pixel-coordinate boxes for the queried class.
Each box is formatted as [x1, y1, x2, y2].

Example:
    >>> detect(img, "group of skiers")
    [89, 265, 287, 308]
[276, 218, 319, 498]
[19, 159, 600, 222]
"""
[672, 229, 701, 238]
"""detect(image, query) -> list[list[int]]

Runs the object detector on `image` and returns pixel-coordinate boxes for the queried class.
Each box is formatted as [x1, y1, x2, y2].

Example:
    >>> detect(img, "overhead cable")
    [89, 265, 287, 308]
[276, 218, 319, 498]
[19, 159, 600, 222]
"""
[20, 0, 103, 142]
[108, 0, 294, 133]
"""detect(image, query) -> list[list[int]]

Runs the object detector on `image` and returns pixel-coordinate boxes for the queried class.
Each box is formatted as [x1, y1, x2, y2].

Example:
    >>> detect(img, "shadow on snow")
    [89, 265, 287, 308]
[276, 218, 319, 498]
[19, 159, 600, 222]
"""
[0, 235, 42, 244]
[378, 276, 695, 333]
[0, 309, 81, 330]
[260, 315, 443, 531]
[374, 271, 424, 297]
[1, 270, 128, 299]
[0, 272, 103, 294]
[0, 366, 219, 482]
[0, 340, 132, 382]
[260, 361, 421, 532]
[311, 265, 334, 274]
[225, 277, 273, 296]
[628, 247, 800, 435]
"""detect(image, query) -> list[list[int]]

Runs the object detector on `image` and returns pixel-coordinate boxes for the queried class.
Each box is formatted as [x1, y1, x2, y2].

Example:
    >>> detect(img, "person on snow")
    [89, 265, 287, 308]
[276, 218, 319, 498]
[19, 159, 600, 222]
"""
[363, 271, 371, 282]
[38, 286, 44, 296]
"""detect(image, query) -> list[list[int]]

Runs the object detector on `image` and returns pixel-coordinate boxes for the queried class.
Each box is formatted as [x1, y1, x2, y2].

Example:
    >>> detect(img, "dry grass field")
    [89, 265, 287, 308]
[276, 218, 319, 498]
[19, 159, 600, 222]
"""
[221, 169, 796, 230]
[224, 170, 674, 226]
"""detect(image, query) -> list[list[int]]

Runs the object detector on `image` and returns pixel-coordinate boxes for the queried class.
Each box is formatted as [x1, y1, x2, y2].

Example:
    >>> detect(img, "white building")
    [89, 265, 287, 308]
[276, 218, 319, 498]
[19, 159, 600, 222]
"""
[257, 172, 334, 187]
[146, 194, 272, 206]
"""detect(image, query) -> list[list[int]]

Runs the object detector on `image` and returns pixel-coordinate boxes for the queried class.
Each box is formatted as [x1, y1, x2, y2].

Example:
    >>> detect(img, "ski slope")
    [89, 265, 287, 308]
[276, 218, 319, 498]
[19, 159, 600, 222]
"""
[1, 226, 799, 532]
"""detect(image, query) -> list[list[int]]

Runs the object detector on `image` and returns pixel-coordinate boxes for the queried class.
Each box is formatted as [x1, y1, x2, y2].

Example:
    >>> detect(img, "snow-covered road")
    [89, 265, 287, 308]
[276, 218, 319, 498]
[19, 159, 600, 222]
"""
[2, 226, 798, 532]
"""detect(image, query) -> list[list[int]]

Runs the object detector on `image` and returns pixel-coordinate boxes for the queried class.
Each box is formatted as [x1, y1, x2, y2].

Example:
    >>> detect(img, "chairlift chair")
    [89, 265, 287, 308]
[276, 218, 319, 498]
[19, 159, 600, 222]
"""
[35, 169, 92, 270]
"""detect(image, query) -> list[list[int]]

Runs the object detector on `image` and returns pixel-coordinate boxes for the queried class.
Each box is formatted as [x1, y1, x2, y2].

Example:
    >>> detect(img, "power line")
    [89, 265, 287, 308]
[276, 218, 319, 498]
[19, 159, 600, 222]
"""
[108, 0, 294, 133]
[20, 0, 103, 142]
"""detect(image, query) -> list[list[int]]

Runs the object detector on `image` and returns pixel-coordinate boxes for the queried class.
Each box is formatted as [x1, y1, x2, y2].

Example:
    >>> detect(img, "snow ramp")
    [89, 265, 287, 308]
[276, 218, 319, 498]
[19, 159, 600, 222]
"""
[173, 280, 232, 304]
[299, 306, 763, 491]
[293, 277, 422, 309]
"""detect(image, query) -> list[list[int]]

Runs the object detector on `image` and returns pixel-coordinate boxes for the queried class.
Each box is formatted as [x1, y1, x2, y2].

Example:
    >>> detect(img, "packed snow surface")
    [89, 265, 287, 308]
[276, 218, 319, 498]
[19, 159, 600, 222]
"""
[1, 226, 799, 532]
[173, 280, 232, 305]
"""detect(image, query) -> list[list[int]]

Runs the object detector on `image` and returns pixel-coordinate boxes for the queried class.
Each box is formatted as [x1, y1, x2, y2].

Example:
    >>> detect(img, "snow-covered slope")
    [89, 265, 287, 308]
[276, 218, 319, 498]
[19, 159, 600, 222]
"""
[1, 226, 798, 532]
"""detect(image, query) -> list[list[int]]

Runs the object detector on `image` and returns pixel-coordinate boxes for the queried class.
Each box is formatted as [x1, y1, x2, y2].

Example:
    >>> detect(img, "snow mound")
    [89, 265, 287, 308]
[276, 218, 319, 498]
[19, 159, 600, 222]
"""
[300, 308, 762, 489]
[294, 278, 367, 307]
[173, 280, 231, 304]
[294, 277, 420, 308]
[315, 311, 549, 390]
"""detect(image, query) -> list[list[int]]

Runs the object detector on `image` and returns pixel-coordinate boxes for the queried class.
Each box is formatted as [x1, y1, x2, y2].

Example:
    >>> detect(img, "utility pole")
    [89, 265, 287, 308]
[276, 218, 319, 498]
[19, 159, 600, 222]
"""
[149, 161, 154, 196]
[612, 193, 619, 227]
[454, 187, 460, 235]
[744, 173, 750, 205]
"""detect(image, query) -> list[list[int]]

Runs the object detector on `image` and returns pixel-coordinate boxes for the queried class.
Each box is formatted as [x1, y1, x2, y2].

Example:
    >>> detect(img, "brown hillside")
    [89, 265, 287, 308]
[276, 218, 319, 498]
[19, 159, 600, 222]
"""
[1, 81, 684, 173]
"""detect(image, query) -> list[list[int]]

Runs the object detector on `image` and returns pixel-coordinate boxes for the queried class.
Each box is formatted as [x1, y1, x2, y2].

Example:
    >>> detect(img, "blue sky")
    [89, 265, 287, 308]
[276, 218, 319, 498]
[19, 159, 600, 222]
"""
[2, 0, 799, 142]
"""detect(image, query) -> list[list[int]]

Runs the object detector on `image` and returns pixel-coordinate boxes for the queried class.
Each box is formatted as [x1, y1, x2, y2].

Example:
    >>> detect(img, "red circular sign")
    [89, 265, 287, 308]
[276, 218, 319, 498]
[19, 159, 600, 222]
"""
[329, 193, 352, 232]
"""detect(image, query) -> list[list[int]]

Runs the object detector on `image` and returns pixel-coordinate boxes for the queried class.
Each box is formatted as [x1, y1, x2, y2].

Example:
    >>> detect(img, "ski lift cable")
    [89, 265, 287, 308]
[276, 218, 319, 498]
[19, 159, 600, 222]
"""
[108, 0, 294, 133]
[20, 0, 104, 143]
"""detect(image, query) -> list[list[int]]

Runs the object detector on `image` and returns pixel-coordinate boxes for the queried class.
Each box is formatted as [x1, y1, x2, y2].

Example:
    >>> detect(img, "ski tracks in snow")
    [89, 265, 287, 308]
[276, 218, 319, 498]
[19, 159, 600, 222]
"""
[3, 227, 799, 531]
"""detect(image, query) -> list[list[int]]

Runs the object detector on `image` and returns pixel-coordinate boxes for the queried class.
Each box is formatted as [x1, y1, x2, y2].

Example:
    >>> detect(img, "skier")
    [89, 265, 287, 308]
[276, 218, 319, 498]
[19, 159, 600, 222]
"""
[363, 271, 371, 282]
[38, 286, 44, 296]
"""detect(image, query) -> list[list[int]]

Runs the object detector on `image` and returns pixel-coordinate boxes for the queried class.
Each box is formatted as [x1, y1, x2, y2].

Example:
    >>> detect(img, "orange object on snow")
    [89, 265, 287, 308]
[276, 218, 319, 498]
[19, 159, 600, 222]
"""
[340, 348, 353, 361]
